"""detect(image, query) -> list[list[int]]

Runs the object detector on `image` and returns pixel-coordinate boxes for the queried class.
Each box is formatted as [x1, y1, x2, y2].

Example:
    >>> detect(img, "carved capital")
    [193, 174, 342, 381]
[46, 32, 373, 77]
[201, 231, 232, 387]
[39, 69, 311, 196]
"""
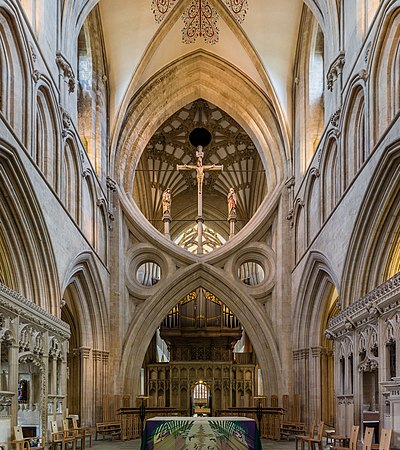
[92, 349, 102, 361]
[285, 176, 295, 190]
[62, 109, 72, 130]
[311, 346, 323, 357]
[327, 52, 345, 91]
[330, 108, 341, 128]
[293, 348, 309, 360]
[56, 52, 76, 93]
[358, 69, 369, 82]
[106, 176, 117, 192]
[79, 346, 91, 359]
[96, 198, 105, 208]
[32, 70, 41, 83]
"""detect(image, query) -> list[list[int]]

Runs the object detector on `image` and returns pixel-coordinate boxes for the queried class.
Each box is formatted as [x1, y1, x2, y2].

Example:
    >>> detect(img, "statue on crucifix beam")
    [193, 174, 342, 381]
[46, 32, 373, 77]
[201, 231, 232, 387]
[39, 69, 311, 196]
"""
[176, 128, 223, 254]
[177, 148, 223, 216]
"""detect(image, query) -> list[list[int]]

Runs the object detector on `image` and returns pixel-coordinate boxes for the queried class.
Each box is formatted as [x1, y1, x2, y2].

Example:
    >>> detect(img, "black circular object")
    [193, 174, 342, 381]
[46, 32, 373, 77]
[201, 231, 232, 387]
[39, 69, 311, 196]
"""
[189, 127, 212, 148]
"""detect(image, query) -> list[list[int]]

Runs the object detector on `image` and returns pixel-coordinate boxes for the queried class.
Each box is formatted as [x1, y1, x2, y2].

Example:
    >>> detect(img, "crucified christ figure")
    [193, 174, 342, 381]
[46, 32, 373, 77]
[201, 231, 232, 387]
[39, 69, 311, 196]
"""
[177, 147, 223, 253]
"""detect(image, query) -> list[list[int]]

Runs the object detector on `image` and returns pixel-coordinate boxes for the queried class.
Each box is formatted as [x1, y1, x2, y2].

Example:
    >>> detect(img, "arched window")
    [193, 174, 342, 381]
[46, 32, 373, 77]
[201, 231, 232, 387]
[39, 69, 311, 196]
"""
[35, 86, 58, 189]
[294, 7, 325, 176]
[193, 382, 209, 401]
[62, 139, 81, 222]
[77, 7, 108, 182]
[343, 86, 366, 188]
[308, 24, 325, 153]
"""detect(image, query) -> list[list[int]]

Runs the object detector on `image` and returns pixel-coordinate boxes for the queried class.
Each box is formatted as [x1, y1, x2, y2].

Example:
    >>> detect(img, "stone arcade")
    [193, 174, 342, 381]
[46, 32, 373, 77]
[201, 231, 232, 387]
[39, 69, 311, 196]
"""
[0, 0, 399, 447]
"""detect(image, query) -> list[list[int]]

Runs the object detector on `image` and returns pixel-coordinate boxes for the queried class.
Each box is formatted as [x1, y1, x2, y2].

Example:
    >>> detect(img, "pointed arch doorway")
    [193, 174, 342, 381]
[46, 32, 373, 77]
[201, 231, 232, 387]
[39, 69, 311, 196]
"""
[192, 381, 211, 416]
[132, 274, 275, 416]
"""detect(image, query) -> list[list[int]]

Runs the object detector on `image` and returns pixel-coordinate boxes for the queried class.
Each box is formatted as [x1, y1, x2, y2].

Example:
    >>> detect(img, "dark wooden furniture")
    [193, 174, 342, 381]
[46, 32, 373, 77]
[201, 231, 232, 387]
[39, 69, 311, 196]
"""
[95, 422, 121, 441]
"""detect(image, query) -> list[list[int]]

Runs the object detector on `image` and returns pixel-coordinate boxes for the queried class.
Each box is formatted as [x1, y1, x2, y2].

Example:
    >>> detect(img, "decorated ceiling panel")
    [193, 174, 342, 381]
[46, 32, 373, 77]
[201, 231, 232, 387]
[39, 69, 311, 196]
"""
[151, 0, 248, 44]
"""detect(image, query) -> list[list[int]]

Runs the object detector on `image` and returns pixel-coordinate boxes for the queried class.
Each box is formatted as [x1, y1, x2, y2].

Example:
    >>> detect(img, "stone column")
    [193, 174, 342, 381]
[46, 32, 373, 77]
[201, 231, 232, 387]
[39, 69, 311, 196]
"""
[79, 347, 92, 426]
[60, 355, 68, 415]
[310, 347, 323, 422]
[293, 349, 310, 421]
[228, 211, 236, 239]
[93, 350, 102, 423]
[51, 356, 57, 396]
[163, 213, 172, 239]
[8, 344, 19, 430]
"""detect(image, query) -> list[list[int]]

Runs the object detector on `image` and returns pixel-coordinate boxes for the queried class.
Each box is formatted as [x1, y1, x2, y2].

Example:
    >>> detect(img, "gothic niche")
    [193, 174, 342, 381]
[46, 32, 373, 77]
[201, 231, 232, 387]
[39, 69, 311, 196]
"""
[143, 288, 259, 414]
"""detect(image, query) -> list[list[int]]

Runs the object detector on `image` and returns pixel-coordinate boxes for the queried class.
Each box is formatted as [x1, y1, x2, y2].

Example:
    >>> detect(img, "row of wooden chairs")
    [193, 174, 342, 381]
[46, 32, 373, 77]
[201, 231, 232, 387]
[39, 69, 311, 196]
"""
[52, 419, 93, 450]
[296, 422, 392, 450]
[1, 420, 92, 450]
[331, 426, 392, 450]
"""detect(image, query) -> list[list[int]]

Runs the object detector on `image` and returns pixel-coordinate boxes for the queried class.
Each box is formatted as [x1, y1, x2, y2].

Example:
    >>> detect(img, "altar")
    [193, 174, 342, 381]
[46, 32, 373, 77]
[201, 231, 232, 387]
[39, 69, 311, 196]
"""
[140, 416, 262, 449]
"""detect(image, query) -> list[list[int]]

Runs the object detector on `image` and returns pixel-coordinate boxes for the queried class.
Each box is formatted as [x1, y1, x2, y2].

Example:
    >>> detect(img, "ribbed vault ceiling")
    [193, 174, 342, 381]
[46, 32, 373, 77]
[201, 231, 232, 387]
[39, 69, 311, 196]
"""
[133, 99, 268, 241]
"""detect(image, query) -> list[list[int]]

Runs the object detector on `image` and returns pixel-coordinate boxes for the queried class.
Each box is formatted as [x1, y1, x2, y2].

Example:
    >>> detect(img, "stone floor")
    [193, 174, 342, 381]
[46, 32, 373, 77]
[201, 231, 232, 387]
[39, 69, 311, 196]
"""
[90, 436, 328, 449]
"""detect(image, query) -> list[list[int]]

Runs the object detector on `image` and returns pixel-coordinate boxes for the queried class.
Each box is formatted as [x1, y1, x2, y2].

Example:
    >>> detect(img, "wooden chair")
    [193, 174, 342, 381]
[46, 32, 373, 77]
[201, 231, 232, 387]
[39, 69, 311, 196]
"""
[330, 425, 359, 450]
[72, 419, 91, 449]
[363, 427, 375, 450]
[50, 421, 76, 450]
[296, 421, 315, 450]
[372, 428, 392, 450]
[303, 421, 325, 450]
[63, 420, 84, 450]
[14, 426, 45, 450]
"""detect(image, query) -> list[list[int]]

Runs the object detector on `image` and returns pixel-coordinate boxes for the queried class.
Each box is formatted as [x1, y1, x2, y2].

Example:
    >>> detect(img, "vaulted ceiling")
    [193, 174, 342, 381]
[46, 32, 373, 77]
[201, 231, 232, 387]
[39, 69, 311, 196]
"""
[98, 0, 304, 131]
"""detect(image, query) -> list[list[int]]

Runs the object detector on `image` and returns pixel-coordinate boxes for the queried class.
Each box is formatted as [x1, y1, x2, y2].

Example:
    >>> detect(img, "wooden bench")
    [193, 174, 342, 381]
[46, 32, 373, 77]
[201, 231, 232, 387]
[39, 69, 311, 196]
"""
[280, 421, 306, 439]
[95, 422, 121, 441]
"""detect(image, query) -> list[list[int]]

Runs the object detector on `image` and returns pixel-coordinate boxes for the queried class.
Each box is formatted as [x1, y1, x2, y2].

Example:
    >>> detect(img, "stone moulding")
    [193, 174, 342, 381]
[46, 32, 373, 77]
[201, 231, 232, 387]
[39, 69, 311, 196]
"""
[0, 282, 70, 338]
[328, 272, 400, 332]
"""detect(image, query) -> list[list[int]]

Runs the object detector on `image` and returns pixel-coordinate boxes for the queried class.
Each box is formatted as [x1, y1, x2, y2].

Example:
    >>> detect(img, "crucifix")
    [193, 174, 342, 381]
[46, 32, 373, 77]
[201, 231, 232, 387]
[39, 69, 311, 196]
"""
[176, 128, 223, 254]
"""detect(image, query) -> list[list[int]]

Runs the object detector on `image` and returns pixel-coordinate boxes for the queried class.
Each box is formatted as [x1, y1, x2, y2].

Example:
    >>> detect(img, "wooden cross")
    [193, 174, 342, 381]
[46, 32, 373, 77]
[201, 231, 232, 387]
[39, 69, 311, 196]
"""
[177, 146, 223, 253]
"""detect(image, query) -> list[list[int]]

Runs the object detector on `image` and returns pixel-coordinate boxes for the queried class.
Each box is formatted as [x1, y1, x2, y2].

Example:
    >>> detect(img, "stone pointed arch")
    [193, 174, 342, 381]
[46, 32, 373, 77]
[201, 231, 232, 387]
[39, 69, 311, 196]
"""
[292, 251, 339, 423]
[293, 251, 339, 350]
[119, 263, 282, 399]
[341, 142, 400, 305]
[61, 251, 109, 426]
[341, 79, 366, 189]
[320, 134, 340, 221]
[304, 168, 321, 246]
[61, 251, 109, 350]
[62, 137, 82, 224]
[0, 1, 31, 145]
[34, 78, 62, 192]
[368, 0, 400, 144]
[293, 198, 306, 262]
[0, 141, 60, 314]
[114, 50, 287, 200]
[81, 169, 96, 246]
